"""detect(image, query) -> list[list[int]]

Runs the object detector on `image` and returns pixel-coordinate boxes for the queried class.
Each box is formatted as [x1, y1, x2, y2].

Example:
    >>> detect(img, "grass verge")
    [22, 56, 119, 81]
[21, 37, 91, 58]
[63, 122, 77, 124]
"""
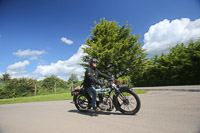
[0, 93, 72, 105]
[133, 90, 147, 94]
[0, 90, 147, 105]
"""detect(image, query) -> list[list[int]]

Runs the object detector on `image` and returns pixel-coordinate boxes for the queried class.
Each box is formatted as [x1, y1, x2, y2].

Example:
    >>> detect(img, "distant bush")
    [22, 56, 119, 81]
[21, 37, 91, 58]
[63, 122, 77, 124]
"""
[134, 40, 200, 86]
[0, 78, 36, 99]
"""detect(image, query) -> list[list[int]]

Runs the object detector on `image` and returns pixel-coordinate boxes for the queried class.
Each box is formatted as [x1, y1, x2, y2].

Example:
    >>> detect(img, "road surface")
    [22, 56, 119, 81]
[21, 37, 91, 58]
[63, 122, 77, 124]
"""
[133, 85, 200, 92]
[0, 90, 200, 133]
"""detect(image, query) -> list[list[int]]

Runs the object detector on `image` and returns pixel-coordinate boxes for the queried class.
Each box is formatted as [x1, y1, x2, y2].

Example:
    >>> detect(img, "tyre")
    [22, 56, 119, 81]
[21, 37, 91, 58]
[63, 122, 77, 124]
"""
[115, 89, 141, 115]
[74, 94, 91, 112]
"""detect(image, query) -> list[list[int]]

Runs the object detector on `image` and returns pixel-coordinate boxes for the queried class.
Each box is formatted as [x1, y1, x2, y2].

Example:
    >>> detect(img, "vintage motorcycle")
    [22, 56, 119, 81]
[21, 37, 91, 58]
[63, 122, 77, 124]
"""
[71, 79, 141, 115]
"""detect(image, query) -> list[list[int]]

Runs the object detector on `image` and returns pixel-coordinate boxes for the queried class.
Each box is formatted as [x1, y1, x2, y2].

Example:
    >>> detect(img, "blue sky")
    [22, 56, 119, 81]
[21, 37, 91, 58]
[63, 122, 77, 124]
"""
[0, 0, 200, 80]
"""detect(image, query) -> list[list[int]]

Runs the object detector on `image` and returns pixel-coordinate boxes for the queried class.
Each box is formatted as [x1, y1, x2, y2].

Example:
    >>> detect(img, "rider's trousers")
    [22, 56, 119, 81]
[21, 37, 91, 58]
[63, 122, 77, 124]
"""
[87, 86, 97, 108]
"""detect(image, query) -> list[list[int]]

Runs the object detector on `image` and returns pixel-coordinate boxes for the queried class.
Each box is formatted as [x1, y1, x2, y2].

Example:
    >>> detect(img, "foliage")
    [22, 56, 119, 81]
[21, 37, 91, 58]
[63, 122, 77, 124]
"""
[0, 78, 36, 99]
[40, 75, 68, 94]
[82, 18, 148, 78]
[135, 40, 200, 86]
[0, 74, 70, 99]
[0, 73, 11, 83]
[68, 74, 79, 84]
[67, 74, 83, 92]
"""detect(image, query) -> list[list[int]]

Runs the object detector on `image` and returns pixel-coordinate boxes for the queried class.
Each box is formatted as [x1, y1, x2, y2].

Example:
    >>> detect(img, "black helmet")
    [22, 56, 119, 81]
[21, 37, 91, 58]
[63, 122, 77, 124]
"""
[89, 58, 98, 66]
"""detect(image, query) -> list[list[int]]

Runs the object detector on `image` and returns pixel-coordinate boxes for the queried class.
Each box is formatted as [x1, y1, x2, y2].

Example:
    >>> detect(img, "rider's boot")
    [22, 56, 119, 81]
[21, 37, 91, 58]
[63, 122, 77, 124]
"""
[93, 106, 100, 111]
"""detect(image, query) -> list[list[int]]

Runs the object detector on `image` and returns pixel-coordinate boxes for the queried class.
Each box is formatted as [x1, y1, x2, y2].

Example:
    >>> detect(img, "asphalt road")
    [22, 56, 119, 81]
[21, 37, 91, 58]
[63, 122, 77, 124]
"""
[0, 89, 200, 133]
[133, 85, 200, 92]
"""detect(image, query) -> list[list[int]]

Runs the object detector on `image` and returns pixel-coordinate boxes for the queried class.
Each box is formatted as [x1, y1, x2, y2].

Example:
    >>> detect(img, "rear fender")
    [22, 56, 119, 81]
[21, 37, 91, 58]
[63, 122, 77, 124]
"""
[72, 89, 92, 103]
[71, 89, 81, 96]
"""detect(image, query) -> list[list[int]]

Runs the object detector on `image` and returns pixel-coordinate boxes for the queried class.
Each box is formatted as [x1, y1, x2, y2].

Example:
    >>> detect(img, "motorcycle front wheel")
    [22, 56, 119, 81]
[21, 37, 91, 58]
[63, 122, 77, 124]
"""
[115, 89, 141, 115]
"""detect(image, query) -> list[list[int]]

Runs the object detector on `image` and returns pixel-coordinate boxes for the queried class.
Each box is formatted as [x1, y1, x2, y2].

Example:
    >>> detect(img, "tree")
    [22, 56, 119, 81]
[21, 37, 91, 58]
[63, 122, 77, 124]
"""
[68, 74, 79, 83]
[68, 74, 79, 91]
[82, 18, 147, 79]
[0, 78, 36, 98]
[41, 75, 67, 92]
[135, 39, 200, 86]
[167, 41, 200, 85]
[0, 73, 11, 83]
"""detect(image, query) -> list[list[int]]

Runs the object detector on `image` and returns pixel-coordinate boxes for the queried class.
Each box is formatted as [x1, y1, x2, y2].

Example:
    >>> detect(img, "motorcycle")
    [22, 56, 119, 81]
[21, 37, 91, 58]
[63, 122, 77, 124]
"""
[71, 79, 141, 115]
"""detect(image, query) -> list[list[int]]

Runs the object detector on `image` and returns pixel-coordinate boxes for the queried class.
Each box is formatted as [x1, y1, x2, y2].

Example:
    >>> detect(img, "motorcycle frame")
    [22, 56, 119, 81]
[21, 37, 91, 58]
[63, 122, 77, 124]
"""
[72, 82, 133, 111]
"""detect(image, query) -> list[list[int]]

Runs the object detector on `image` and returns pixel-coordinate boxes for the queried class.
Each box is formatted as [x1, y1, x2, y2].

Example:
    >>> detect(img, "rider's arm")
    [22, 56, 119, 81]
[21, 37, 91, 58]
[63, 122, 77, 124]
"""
[97, 69, 111, 79]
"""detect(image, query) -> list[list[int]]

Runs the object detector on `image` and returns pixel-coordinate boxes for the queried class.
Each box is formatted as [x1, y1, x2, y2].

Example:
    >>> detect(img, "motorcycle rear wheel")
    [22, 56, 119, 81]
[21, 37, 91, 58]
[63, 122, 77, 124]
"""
[115, 90, 141, 115]
[74, 94, 91, 112]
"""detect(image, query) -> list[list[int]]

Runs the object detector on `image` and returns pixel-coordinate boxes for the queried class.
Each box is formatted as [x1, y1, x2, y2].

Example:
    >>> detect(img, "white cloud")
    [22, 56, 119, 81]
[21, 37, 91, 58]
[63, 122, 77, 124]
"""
[34, 45, 87, 81]
[143, 18, 200, 53]
[13, 49, 47, 60]
[0, 72, 3, 78]
[7, 60, 30, 76]
[61, 37, 73, 45]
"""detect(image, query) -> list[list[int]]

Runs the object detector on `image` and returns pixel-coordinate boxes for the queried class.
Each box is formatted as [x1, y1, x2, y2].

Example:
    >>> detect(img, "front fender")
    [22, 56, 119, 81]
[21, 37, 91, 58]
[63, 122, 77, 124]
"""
[113, 87, 132, 97]
[119, 87, 132, 92]
[112, 87, 132, 110]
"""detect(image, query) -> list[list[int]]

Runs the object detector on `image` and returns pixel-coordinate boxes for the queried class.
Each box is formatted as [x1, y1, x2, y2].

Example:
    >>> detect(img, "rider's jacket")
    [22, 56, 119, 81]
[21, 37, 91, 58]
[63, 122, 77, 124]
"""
[83, 67, 110, 89]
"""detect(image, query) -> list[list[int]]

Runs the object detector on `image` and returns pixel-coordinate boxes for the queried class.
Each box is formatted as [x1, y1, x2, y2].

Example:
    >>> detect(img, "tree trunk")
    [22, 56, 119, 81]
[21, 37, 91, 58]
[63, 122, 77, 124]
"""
[34, 83, 37, 96]
[54, 82, 57, 94]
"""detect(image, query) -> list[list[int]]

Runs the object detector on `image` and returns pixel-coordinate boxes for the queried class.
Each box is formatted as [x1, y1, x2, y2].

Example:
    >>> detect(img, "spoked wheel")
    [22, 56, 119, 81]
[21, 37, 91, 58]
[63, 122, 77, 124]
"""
[115, 90, 141, 115]
[74, 94, 91, 112]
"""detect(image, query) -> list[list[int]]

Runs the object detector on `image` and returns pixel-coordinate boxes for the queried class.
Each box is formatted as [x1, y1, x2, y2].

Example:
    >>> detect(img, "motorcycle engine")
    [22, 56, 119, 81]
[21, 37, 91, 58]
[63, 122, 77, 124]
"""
[98, 96, 113, 111]
[99, 102, 110, 110]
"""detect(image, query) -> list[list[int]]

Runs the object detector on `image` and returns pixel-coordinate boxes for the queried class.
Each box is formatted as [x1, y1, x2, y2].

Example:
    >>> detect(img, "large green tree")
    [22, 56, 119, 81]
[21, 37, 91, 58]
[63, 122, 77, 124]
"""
[82, 18, 147, 79]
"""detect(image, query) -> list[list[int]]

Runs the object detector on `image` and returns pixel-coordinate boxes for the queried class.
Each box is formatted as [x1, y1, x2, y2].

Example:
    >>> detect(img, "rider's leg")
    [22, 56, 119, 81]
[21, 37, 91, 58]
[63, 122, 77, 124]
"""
[87, 86, 97, 109]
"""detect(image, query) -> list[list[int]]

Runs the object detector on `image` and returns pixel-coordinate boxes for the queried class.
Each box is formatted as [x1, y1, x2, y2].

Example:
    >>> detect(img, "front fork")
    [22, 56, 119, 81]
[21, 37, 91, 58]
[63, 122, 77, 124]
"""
[112, 87, 132, 109]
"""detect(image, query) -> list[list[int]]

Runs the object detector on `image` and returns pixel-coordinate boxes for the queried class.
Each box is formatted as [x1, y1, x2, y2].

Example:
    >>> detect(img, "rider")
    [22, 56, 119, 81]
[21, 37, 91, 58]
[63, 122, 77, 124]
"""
[83, 58, 111, 110]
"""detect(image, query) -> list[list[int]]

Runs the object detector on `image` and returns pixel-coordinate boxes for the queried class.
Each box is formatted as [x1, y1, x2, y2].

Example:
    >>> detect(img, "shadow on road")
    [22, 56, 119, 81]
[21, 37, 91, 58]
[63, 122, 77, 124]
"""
[68, 109, 133, 117]
[0, 126, 4, 133]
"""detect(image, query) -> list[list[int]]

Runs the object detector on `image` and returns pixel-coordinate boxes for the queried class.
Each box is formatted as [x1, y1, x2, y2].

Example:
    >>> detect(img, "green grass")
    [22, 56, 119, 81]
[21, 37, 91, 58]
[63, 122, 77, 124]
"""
[0, 93, 72, 105]
[0, 90, 147, 105]
[133, 90, 148, 94]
